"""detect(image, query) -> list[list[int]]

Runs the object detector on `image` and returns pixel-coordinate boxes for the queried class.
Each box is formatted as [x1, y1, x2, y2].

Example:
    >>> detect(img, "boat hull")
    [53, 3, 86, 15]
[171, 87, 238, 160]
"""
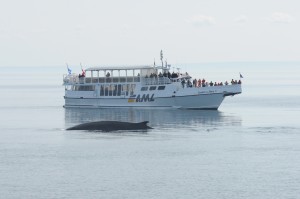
[64, 92, 227, 109]
[64, 82, 242, 110]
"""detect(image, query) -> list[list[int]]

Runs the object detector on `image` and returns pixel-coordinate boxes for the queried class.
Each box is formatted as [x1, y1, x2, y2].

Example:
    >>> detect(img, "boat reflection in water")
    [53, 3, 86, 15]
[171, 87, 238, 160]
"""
[65, 108, 241, 131]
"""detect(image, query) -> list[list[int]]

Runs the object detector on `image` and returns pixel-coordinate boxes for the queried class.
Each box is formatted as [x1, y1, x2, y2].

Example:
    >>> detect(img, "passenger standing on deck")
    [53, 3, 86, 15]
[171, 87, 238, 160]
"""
[181, 79, 186, 88]
[193, 79, 197, 87]
[202, 78, 206, 87]
[198, 79, 202, 87]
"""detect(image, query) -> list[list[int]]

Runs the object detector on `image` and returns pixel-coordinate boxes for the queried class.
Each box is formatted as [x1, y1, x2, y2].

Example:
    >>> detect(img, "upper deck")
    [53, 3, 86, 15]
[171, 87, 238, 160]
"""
[63, 64, 173, 86]
[63, 75, 172, 85]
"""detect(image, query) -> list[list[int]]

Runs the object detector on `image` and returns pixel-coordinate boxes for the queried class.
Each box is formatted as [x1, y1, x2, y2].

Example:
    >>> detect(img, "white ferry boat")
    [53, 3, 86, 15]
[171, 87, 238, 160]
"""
[63, 57, 242, 109]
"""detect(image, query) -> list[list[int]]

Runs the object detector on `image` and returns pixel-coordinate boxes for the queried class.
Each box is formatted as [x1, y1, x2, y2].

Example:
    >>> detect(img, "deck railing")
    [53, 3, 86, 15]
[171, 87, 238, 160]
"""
[63, 75, 141, 84]
[64, 75, 173, 85]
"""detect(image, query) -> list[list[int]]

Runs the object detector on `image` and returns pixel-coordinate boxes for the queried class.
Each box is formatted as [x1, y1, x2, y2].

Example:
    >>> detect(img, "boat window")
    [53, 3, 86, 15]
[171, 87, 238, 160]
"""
[104, 85, 109, 96]
[65, 85, 72, 91]
[149, 86, 156, 91]
[158, 86, 165, 90]
[141, 87, 148, 91]
[100, 85, 104, 96]
[130, 84, 136, 95]
[122, 84, 129, 96]
[109, 85, 113, 96]
[74, 85, 95, 91]
[117, 84, 122, 96]
[112, 85, 117, 96]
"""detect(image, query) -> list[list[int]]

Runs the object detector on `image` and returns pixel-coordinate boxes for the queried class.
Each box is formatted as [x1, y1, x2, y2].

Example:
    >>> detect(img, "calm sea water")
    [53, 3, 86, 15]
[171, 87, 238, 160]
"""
[0, 62, 300, 199]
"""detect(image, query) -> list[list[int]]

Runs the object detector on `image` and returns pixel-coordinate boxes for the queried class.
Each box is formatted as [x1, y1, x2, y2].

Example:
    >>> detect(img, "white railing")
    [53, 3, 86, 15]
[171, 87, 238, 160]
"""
[63, 75, 142, 84]
[63, 74, 79, 84]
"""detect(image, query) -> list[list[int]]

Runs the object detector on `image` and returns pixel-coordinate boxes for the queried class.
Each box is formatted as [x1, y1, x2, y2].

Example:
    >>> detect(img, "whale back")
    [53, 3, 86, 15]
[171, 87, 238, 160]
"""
[67, 121, 152, 131]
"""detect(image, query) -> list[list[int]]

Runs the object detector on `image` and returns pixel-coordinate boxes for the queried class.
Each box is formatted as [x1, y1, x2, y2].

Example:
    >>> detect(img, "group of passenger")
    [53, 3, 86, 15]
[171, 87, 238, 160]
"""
[145, 71, 185, 79]
[144, 70, 242, 88]
[231, 79, 241, 84]
[181, 78, 241, 88]
[146, 71, 173, 78]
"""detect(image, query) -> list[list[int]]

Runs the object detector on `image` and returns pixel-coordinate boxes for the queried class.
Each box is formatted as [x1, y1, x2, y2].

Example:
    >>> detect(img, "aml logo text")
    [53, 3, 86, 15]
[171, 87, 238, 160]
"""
[136, 94, 155, 102]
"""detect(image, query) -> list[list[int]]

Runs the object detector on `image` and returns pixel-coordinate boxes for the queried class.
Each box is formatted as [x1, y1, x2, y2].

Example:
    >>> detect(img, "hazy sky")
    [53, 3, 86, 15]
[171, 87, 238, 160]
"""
[0, 0, 299, 66]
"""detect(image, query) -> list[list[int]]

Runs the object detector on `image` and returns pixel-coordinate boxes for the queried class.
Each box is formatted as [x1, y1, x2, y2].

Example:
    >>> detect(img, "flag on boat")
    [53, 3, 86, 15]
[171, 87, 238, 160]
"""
[80, 63, 86, 77]
[239, 73, 243, 78]
[67, 66, 72, 75]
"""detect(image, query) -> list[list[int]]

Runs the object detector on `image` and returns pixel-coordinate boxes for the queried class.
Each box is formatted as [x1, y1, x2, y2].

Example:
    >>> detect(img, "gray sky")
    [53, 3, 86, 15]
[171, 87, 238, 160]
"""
[0, 0, 299, 66]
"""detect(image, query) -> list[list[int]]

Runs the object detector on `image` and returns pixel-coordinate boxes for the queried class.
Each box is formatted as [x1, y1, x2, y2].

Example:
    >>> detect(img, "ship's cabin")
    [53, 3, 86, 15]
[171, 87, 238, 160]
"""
[63, 65, 174, 86]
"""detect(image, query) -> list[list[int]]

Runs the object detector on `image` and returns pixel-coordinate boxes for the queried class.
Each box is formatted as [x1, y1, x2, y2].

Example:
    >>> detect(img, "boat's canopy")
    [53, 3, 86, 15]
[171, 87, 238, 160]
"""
[86, 65, 169, 71]
[85, 65, 172, 79]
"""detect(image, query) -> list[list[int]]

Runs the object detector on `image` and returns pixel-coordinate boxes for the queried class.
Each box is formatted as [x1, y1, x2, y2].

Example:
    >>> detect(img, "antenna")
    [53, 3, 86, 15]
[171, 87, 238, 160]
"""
[160, 50, 163, 67]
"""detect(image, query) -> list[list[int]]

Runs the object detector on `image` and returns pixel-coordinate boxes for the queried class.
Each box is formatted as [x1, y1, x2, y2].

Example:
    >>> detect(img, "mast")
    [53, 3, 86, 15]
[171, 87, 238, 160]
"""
[160, 50, 163, 67]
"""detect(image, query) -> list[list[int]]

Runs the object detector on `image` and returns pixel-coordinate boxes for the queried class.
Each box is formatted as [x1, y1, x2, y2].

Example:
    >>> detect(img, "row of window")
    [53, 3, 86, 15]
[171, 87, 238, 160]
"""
[99, 84, 135, 96]
[72, 84, 136, 96]
[141, 86, 165, 91]
[73, 85, 95, 91]
[71, 84, 166, 96]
